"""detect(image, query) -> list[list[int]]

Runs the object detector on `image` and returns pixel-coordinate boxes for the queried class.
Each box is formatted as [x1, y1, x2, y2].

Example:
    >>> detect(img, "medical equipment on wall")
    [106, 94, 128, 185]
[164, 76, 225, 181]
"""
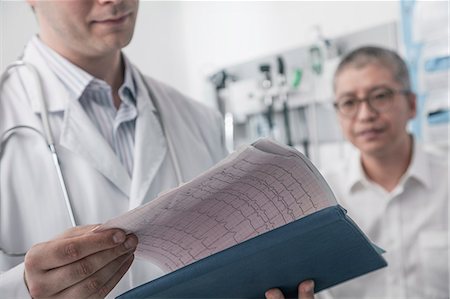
[308, 25, 339, 77]
[209, 70, 237, 152]
[259, 64, 275, 138]
[276, 56, 293, 146]
[209, 70, 233, 115]
[0, 60, 184, 257]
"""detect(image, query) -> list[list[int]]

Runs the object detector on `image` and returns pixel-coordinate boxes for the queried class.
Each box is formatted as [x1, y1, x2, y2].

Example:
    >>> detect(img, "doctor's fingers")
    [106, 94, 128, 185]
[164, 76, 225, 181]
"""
[24, 229, 132, 271]
[56, 254, 134, 299]
[26, 234, 137, 296]
[298, 280, 315, 299]
[85, 254, 135, 299]
[57, 224, 102, 239]
[29, 253, 135, 299]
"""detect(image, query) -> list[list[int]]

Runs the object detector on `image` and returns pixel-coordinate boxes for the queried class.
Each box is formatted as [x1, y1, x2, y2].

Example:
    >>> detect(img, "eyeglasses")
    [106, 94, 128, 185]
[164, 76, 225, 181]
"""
[334, 88, 410, 118]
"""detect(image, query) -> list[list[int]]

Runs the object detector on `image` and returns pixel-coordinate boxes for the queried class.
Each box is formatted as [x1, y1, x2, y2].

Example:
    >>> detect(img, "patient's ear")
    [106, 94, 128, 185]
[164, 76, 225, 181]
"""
[407, 92, 417, 120]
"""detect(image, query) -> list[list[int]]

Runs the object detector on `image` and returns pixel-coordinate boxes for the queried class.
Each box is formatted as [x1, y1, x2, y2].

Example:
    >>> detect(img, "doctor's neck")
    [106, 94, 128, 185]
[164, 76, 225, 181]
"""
[40, 36, 125, 109]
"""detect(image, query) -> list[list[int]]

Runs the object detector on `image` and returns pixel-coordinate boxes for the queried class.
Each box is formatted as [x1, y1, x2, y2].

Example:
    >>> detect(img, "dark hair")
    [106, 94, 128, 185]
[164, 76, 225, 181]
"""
[334, 46, 411, 91]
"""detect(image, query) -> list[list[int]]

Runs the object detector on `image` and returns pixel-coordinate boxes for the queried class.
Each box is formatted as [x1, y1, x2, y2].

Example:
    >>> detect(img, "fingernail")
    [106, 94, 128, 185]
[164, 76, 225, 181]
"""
[303, 280, 314, 292]
[124, 237, 137, 250]
[113, 232, 126, 244]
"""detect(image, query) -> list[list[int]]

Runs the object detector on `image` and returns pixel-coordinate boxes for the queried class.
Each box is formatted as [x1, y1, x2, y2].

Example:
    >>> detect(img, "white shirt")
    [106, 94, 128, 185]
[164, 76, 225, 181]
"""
[321, 141, 449, 299]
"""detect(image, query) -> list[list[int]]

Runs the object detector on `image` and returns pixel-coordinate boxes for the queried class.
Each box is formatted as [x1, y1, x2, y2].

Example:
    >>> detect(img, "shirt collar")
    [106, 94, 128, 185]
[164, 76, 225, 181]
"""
[119, 55, 137, 104]
[31, 35, 136, 105]
[401, 138, 432, 189]
[344, 137, 432, 194]
[344, 149, 368, 193]
[126, 58, 157, 112]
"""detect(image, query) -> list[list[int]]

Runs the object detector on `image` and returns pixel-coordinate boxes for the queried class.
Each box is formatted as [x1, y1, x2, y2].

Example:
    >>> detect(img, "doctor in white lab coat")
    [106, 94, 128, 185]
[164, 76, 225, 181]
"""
[0, 1, 315, 299]
[0, 1, 227, 298]
[0, 46, 227, 298]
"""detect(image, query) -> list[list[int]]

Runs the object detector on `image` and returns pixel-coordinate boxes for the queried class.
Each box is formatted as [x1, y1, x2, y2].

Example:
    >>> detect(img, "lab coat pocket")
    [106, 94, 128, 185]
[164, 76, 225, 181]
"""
[419, 231, 449, 299]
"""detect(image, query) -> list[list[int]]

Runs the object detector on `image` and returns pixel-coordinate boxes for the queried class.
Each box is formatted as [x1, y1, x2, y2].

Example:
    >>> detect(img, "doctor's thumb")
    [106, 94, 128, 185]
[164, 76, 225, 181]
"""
[298, 280, 314, 299]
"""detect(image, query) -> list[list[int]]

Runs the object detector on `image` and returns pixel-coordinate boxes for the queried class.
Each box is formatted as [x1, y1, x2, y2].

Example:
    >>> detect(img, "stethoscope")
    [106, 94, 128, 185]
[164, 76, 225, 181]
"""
[0, 60, 184, 257]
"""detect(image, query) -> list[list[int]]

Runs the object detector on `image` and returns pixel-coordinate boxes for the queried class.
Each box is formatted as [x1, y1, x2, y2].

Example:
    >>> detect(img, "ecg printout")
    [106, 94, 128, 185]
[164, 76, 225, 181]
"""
[101, 139, 337, 273]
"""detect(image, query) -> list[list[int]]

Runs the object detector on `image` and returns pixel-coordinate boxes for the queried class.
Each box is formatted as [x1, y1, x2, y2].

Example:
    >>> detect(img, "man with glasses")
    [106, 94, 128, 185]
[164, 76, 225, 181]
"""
[321, 46, 449, 298]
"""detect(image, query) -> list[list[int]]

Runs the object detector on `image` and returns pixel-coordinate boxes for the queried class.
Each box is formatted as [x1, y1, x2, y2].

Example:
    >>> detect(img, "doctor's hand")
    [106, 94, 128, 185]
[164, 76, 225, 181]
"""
[23, 225, 137, 299]
[265, 280, 315, 299]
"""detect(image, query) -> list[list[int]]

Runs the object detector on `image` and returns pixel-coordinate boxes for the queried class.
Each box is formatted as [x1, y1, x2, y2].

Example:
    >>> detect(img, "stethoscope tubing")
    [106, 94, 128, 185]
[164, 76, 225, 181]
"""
[2, 61, 77, 227]
[0, 61, 77, 257]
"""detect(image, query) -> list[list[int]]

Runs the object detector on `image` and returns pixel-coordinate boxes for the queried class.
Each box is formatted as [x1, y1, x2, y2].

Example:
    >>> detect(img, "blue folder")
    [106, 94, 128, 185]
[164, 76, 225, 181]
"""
[118, 205, 387, 299]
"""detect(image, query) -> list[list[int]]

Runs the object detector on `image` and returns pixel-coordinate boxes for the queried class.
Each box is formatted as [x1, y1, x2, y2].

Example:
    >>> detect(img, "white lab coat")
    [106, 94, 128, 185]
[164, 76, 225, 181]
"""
[0, 44, 227, 298]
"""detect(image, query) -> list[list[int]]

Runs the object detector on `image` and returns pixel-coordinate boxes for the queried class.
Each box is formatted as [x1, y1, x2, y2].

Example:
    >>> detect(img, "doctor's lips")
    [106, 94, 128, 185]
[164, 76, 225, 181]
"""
[93, 12, 133, 25]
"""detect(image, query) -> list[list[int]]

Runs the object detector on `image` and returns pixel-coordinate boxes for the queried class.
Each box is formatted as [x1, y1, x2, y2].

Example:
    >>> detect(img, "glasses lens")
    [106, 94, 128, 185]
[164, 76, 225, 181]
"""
[336, 98, 358, 116]
[368, 89, 394, 111]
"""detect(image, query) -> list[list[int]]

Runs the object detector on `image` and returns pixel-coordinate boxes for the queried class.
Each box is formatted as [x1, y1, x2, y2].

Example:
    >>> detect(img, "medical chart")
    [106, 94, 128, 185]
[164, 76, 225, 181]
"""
[100, 139, 337, 273]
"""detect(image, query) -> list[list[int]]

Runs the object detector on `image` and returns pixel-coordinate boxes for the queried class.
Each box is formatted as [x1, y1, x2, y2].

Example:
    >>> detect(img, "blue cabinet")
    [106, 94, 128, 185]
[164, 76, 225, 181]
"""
[401, 0, 449, 149]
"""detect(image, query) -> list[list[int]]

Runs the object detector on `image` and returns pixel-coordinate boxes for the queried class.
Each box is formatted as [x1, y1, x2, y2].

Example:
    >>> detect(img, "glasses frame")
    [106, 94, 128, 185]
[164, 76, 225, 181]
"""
[333, 88, 411, 118]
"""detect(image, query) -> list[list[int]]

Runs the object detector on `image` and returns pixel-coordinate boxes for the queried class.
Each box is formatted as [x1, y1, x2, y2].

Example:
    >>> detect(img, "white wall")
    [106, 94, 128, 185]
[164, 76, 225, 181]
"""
[1, 1, 400, 106]
[124, 2, 189, 96]
[0, 0, 37, 68]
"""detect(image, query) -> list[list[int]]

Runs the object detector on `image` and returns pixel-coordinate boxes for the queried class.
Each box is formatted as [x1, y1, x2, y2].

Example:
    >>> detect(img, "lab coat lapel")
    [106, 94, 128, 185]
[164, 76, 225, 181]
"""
[23, 40, 132, 197]
[129, 72, 167, 209]
[141, 76, 212, 182]
[59, 100, 132, 197]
